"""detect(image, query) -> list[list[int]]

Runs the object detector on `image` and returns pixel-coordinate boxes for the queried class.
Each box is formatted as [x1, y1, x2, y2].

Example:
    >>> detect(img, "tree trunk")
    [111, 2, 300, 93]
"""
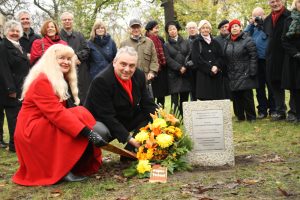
[161, 0, 174, 24]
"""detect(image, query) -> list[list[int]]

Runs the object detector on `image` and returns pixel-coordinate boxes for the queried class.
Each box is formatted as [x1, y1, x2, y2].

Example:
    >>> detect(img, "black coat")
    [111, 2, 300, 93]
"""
[224, 32, 258, 91]
[264, 8, 291, 82]
[0, 38, 30, 106]
[191, 35, 226, 100]
[19, 28, 41, 54]
[164, 36, 192, 94]
[60, 29, 91, 104]
[281, 16, 300, 89]
[84, 65, 157, 144]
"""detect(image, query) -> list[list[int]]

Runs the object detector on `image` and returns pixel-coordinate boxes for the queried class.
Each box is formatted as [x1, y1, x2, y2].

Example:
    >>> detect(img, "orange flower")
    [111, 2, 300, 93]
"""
[152, 126, 162, 136]
[164, 114, 180, 126]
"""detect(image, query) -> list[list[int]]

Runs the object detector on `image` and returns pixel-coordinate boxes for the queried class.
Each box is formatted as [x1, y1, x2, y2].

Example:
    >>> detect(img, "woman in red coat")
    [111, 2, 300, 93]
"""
[30, 20, 67, 65]
[13, 44, 107, 186]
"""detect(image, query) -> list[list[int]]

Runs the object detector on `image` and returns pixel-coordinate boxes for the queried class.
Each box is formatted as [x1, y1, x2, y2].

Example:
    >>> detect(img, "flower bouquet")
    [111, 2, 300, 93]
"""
[123, 107, 193, 178]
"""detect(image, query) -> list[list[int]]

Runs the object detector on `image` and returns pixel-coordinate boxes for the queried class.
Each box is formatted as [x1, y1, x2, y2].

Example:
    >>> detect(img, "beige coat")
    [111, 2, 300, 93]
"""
[120, 36, 159, 75]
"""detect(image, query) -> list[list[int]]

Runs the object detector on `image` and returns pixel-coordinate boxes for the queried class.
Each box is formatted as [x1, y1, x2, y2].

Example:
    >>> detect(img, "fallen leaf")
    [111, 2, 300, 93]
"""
[242, 179, 260, 185]
[116, 196, 130, 200]
[0, 183, 6, 187]
[199, 197, 213, 200]
[278, 187, 290, 197]
[50, 189, 62, 198]
[260, 155, 284, 163]
[225, 182, 239, 189]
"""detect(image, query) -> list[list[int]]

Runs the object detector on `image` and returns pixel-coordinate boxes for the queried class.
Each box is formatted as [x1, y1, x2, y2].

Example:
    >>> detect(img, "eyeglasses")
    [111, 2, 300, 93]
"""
[62, 19, 73, 22]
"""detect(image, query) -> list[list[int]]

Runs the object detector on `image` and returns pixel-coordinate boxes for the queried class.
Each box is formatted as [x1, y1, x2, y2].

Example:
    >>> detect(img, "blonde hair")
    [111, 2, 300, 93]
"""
[89, 20, 107, 40]
[21, 44, 80, 105]
[198, 20, 212, 30]
[291, 0, 299, 10]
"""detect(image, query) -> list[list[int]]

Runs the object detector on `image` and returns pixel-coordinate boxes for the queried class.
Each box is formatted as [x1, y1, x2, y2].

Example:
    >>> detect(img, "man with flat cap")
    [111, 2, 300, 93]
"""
[120, 19, 159, 82]
[214, 19, 229, 48]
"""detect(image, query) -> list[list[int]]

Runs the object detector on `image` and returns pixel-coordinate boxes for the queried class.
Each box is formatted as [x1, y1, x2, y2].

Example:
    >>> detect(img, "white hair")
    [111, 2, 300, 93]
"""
[186, 21, 197, 29]
[114, 46, 138, 61]
[21, 44, 80, 105]
[4, 20, 23, 38]
[15, 10, 31, 21]
[60, 11, 74, 20]
[198, 20, 212, 30]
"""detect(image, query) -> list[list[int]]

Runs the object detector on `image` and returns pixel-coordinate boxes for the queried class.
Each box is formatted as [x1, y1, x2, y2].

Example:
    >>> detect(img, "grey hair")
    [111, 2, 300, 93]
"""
[114, 46, 138, 61]
[60, 11, 74, 20]
[4, 20, 23, 37]
[291, 0, 298, 10]
[15, 9, 31, 21]
[186, 21, 197, 29]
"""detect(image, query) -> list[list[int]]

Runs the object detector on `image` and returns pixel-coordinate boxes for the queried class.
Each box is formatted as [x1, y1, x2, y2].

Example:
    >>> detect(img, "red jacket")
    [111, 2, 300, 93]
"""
[12, 74, 102, 186]
[30, 35, 67, 65]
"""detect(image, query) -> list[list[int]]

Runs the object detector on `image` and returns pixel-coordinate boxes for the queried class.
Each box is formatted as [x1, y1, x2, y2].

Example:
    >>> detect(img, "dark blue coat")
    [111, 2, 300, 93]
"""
[87, 34, 117, 79]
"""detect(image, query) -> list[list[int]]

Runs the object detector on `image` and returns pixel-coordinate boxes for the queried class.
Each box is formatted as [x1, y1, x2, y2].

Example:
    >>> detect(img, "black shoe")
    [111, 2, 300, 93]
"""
[63, 172, 87, 182]
[257, 113, 267, 119]
[0, 140, 7, 148]
[286, 114, 297, 123]
[271, 114, 286, 121]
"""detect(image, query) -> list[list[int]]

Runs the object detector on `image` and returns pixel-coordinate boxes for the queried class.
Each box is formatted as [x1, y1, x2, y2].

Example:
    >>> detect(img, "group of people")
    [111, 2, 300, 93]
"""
[0, 0, 299, 186]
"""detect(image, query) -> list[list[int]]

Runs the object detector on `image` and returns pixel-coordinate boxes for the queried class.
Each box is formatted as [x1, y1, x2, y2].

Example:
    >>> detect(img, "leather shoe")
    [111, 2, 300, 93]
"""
[63, 172, 87, 182]
[271, 114, 286, 121]
[0, 140, 7, 148]
[257, 113, 267, 119]
[286, 114, 297, 123]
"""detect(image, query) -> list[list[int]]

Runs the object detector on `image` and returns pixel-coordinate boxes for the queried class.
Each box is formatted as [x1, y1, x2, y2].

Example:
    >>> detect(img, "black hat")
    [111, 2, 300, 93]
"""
[165, 20, 181, 33]
[145, 20, 158, 31]
[217, 19, 229, 29]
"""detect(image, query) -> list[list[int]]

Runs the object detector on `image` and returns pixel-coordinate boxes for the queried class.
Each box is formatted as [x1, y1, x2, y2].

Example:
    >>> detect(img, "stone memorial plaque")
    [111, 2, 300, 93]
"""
[183, 100, 235, 167]
[149, 165, 167, 183]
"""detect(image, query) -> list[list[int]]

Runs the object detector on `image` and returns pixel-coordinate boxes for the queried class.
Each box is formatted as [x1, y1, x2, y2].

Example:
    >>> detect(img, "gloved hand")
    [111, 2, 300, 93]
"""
[80, 127, 107, 147]
[293, 52, 300, 60]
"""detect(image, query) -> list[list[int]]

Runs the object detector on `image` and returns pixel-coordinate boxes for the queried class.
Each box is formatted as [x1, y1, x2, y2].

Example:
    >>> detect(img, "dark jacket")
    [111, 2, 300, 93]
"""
[164, 35, 192, 94]
[87, 34, 117, 79]
[214, 34, 228, 48]
[191, 35, 226, 100]
[19, 28, 41, 55]
[0, 38, 30, 106]
[224, 32, 258, 91]
[281, 16, 300, 89]
[85, 65, 157, 144]
[264, 8, 291, 82]
[60, 29, 91, 104]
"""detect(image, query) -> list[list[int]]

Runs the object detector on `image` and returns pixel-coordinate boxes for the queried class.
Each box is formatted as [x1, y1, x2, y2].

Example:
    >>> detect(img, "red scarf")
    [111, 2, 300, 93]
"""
[272, 6, 285, 27]
[146, 33, 166, 69]
[114, 71, 133, 105]
[231, 34, 239, 41]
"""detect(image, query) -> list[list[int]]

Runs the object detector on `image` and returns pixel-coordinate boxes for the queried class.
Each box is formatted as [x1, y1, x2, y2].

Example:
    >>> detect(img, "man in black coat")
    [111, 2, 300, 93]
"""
[16, 10, 41, 61]
[264, 0, 296, 121]
[85, 46, 157, 159]
[60, 11, 90, 104]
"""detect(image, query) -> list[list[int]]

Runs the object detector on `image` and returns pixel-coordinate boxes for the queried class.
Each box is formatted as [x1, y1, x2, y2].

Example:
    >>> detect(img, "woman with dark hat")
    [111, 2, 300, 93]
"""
[164, 21, 192, 116]
[224, 19, 258, 122]
[145, 20, 168, 107]
[281, 0, 300, 123]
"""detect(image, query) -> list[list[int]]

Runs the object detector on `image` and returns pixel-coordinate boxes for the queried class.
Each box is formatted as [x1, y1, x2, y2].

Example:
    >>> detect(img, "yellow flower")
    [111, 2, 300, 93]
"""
[137, 160, 152, 174]
[156, 133, 174, 148]
[174, 127, 183, 138]
[152, 118, 167, 128]
[135, 130, 149, 143]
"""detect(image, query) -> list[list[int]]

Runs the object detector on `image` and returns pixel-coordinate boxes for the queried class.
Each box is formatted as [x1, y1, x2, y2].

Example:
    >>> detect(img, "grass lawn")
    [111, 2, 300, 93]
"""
[0, 96, 299, 200]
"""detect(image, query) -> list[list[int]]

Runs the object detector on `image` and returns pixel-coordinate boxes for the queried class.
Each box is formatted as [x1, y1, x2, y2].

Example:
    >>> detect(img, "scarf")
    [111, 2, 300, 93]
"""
[147, 34, 166, 68]
[286, 9, 300, 38]
[230, 34, 239, 41]
[201, 34, 211, 44]
[7, 38, 23, 53]
[114, 71, 133, 105]
[272, 6, 285, 27]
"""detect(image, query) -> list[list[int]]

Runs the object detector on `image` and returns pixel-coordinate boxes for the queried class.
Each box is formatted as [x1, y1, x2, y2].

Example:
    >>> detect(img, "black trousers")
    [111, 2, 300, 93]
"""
[232, 89, 256, 120]
[0, 105, 21, 150]
[171, 92, 190, 116]
[256, 59, 276, 115]
[290, 89, 300, 120]
[0, 105, 4, 141]
[270, 81, 296, 116]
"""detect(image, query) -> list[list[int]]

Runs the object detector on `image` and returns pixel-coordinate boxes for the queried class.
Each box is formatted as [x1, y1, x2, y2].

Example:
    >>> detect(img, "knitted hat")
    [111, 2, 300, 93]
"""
[217, 19, 229, 29]
[228, 19, 241, 31]
[145, 20, 158, 31]
[165, 20, 181, 33]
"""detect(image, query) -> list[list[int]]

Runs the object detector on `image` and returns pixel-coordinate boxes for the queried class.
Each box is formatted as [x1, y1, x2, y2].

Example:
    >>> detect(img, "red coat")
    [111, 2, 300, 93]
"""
[12, 74, 102, 186]
[30, 35, 67, 65]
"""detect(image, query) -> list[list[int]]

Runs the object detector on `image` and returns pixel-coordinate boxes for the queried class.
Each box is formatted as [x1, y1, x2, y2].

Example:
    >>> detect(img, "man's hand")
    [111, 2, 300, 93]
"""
[180, 66, 186, 74]
[8, 92, 17, 98]
[147, 72, 155, 80]
[27, 53, 31, 60]
[211, 66, 218, 74]
[128, 138, 141, 148]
